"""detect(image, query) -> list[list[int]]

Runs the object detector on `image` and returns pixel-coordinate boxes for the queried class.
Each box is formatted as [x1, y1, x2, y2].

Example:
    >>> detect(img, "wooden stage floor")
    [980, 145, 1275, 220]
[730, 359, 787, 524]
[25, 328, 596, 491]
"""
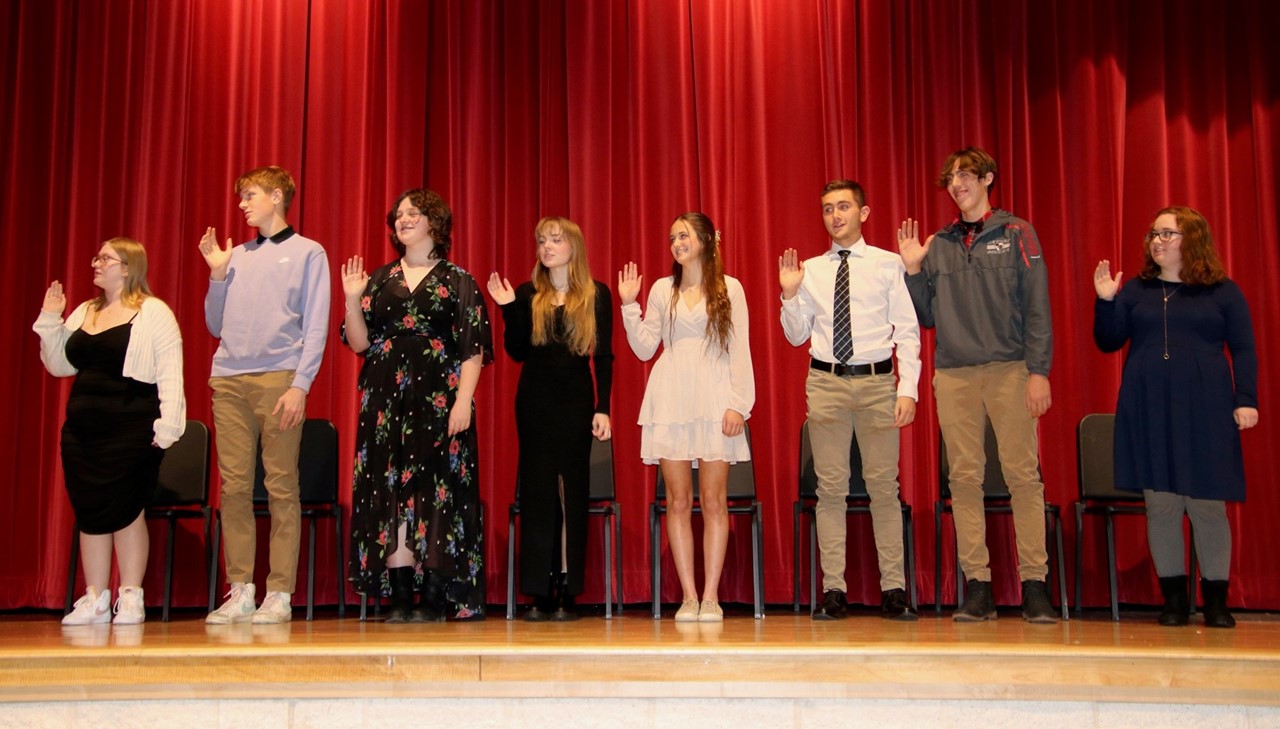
[3, 606, 1278, 706]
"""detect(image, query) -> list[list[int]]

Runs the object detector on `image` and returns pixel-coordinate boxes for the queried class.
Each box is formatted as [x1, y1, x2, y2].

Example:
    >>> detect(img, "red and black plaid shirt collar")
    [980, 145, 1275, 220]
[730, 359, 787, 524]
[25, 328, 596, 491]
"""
[953, 210, 993, 249]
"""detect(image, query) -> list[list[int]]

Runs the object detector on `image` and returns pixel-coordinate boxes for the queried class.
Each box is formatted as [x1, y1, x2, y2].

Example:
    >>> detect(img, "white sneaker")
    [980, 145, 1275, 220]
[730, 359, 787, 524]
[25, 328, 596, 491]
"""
[112, 586, 146, 625]
[206, 582, 257, 624]
[251, 591, 293, 624]
[63, 587, 112, 626]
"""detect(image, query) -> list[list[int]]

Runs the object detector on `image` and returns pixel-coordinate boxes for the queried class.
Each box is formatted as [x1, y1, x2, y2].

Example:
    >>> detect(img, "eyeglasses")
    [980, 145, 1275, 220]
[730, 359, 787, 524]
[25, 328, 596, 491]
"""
[1144, 229, 1183, 243]
[942, 170, 978, 185]
[90, 255, 123, 267]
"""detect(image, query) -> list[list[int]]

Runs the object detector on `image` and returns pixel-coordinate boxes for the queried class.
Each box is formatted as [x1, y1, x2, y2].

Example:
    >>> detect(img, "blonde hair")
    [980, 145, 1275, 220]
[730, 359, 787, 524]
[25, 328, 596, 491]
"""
[530, 217, 597, 356]
[91, 237, 152, 312]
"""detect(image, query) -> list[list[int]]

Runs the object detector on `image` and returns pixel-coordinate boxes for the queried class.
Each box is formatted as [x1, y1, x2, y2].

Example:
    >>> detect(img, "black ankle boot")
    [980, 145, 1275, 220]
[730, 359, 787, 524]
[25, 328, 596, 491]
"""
[551, 572, 580, 622]
[1201, 578, 1236, 629]
[415, 571, 447, 623]
[386, 567, 414, 624]
[1157, 575, 1190, 626]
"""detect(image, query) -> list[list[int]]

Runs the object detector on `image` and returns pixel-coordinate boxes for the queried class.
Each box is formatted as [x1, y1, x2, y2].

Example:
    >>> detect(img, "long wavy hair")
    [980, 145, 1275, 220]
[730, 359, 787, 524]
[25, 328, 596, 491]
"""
[1138, 206, 1226, 286]
[91, 237, 152, 312]
[670, 212, 732, 353]
[530, 217, 597, 356]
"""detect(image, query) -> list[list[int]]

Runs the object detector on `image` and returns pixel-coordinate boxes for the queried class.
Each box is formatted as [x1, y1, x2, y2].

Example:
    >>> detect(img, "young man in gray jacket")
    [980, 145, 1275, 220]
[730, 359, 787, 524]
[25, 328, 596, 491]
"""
[897, 147, 1057, 623]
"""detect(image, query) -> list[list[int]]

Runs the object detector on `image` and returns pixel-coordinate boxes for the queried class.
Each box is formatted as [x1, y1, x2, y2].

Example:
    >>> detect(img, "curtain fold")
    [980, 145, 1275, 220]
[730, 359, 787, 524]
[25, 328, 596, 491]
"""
[6, 0, 1278, 610]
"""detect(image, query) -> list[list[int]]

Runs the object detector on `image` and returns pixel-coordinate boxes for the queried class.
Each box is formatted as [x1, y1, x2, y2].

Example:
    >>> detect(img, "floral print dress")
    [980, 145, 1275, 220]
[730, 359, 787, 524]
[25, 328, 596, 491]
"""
[347, 260, 492, 618]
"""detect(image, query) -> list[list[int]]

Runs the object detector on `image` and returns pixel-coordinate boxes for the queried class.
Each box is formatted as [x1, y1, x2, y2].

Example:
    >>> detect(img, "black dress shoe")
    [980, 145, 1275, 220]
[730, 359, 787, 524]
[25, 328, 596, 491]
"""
[813, 589, 848, 621]
[551, 593, 581, 622]
[524, 594, 555, 622]
[880, 588, 918, 621]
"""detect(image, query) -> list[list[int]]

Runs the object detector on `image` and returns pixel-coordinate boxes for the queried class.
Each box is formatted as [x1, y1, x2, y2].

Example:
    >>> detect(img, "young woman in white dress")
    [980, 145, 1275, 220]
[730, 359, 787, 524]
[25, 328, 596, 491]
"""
[618, 212, 754, 622]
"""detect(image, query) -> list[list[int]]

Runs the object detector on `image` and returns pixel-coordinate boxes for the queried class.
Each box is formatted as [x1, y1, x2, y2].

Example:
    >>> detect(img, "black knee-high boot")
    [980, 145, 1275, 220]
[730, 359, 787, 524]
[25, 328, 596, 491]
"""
[1157, 575, 1190, 627]
[415, 570, 447, 623]
[1201, 578, 1236, 629]
[386, 567, 414, 624]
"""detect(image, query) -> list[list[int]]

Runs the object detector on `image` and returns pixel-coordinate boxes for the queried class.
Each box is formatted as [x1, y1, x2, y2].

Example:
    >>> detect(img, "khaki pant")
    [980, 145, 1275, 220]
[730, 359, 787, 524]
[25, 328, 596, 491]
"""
[935, 361, 1048, 582]
[210, 371, 303, 594]
[806, 370, 906, 593]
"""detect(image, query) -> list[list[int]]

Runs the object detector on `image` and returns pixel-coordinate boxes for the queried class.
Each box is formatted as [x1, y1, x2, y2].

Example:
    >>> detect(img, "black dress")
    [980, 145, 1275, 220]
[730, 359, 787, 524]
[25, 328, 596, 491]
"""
[500, 281, 613, 597]
[61, 320, 163, 534]
[347, 260, 493, 618]
[1094, 277, 1258, 501]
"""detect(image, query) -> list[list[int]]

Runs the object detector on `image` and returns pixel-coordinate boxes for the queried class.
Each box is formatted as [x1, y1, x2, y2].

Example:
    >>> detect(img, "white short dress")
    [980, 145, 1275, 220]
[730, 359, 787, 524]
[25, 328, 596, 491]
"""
[621, 276, 755, 465]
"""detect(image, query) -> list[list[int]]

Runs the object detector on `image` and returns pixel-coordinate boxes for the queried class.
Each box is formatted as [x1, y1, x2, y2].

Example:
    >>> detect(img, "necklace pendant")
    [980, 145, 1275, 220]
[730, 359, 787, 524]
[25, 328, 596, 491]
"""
[1163, 353, 1170, 360]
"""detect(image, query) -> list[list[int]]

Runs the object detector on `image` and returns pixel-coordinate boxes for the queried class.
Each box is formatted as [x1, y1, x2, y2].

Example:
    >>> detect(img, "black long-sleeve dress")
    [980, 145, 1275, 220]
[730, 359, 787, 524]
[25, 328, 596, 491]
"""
[500, 281, 613, 597]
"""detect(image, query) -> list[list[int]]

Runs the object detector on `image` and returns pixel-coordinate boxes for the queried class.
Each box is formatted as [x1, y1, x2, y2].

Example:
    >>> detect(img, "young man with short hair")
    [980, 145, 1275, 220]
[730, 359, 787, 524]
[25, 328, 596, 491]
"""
[898, 147, 1057, 623]
[780, 179, 921, 621]
[201, 165, 331, 624]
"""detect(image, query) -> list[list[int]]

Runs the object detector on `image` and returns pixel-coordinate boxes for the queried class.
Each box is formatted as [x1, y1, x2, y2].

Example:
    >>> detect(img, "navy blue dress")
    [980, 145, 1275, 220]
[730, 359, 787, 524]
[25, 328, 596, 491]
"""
[1094, 277, 1257, 501]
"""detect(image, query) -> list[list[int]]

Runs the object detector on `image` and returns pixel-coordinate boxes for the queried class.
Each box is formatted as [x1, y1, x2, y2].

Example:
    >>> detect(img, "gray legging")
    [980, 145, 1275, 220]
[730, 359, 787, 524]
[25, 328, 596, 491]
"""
[1144, 490, 1231, 581]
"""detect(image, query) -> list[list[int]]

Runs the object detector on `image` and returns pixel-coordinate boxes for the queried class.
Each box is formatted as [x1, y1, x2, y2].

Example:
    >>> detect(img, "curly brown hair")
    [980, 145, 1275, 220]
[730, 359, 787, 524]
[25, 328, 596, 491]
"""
[1138, 206, 1226, 285]
[670, 212, 733, 353]
[386, 188, 452, 259]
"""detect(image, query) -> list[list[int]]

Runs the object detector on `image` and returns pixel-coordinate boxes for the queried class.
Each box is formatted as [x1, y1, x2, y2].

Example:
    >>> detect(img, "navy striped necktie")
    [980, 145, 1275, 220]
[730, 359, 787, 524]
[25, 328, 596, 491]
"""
[833, 250, 853, 363]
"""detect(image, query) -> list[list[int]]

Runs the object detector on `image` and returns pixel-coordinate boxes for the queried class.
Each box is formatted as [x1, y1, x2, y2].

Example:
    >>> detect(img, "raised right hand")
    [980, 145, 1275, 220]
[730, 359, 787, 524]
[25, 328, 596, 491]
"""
[897, 218, 931, 274]
[42, 280, 66, 315]
[486, 272, 515, 305]
[341, 256, 369, 300]
[617, 262, 642, 306]
[198, 226, 233, 280]
[1093, 260, 1122, 301]
[778, 248, 805, 299]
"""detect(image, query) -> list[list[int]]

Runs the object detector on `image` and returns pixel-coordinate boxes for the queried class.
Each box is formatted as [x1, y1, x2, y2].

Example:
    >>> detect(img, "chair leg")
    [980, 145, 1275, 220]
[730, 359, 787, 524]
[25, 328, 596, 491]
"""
[933, 504, 943, 614]
[336, 509, 345, 618]
[650, 504, 662, 620]
[202, 508, 214, 613]
[613, 504, 624, 614]
[954, 524, 964, 608]
[360, 594, 367, 622]
[306, 515, 317, 621]
[603, 509, 613, 620]
[747, 503, 757, 619]
[506, 509, 517, 621]
[1074, 503, 1085, 617]
[65, 525, 80, 614]
[1188, 524, 1198, 616]
[792, 502, 802, 612]
[163, 514, 178, 623]
[808, 511, 818, 615]
[1054, 511, 1069, 620]
[904, 509, 918, 611]
[208, 512, 221, 611]
[1105, 512, 1120, 621]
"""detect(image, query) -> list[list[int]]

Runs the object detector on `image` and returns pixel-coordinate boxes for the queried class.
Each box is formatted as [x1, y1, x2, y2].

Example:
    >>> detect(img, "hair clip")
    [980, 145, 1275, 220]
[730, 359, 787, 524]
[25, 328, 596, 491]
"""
[713, 230, 722, 245]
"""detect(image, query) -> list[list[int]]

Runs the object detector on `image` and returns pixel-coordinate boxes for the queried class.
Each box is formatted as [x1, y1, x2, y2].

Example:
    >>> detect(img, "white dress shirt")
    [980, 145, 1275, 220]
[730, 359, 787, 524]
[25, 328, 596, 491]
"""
[780, 238, 921, 400]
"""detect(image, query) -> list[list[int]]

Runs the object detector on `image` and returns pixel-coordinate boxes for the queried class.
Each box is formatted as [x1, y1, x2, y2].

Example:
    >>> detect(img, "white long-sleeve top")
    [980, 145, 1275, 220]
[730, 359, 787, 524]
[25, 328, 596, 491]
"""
[33, 297, 187, 448]
[622, 275, 755, 419]
[779, 238, 921, 401]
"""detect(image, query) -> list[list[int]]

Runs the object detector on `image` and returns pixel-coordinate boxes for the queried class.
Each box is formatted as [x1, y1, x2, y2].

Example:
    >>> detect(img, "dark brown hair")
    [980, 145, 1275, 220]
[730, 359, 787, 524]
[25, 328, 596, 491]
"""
[821, 179, 866, 207]
[386, 188, 452, 259]
[936, 147, 997, 189]
[670, 212, 733, 353]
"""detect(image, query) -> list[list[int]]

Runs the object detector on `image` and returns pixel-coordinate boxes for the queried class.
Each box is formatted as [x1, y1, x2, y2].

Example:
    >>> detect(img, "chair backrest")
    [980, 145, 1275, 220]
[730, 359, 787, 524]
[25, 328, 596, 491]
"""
[655, 425, 755, 501]
[253, 418, 339, 504]
[798, 420, 868, 501]
[1077, 413, 1133, 500]
[587, 436, 616, 502]
[153, 420, 210, 506]
[938, 417, 1012, 500]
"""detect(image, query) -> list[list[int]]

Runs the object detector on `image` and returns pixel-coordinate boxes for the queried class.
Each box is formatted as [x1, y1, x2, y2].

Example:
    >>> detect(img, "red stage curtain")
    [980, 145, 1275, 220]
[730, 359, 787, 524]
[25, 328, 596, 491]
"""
[4, 0, 1277, 611]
